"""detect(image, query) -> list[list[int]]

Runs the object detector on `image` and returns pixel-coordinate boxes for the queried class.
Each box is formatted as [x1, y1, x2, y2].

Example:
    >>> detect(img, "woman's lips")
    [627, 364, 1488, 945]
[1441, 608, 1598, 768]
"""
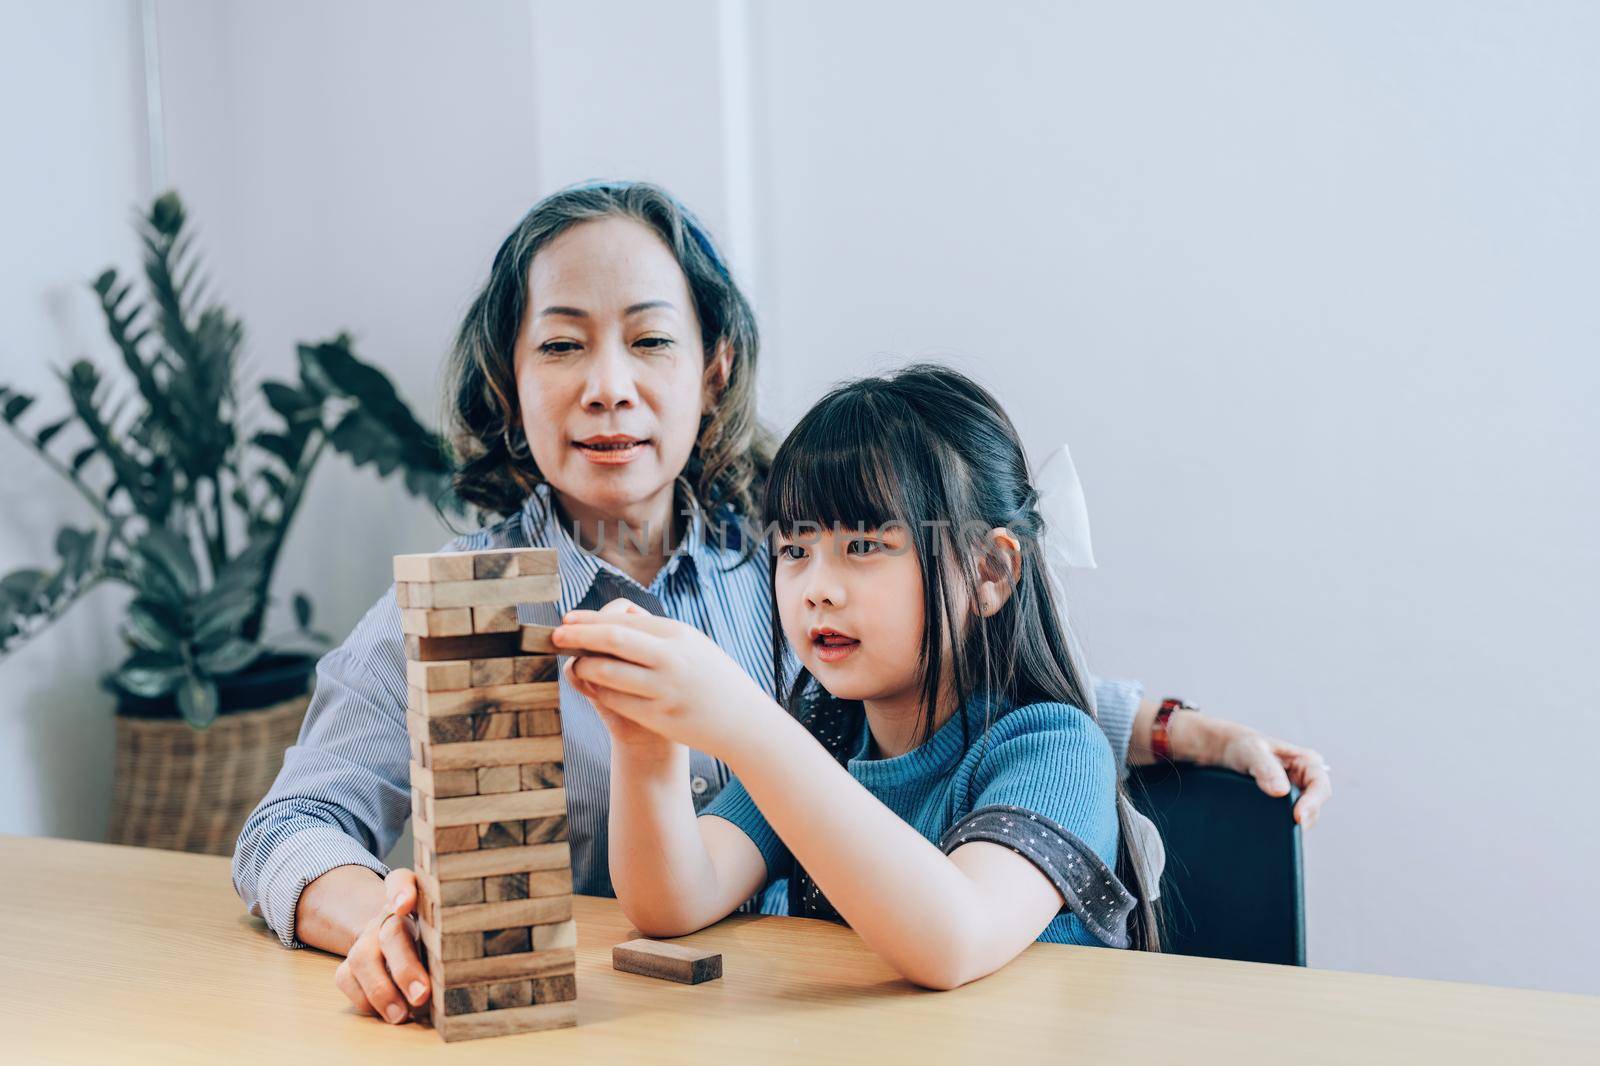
[573, 438, 650, 465]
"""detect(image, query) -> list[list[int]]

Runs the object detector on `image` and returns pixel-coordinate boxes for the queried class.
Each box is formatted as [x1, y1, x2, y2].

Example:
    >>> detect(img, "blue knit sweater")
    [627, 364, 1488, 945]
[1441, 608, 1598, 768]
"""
[702, 695, 1123, 946]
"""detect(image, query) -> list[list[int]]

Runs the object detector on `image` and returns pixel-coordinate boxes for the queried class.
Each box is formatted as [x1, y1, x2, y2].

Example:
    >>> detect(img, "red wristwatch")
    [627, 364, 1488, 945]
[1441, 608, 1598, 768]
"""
[1151, 697, 1196, 762]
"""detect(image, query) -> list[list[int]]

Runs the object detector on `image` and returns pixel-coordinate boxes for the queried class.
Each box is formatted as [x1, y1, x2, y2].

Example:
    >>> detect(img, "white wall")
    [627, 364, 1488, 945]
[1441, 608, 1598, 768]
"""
[0, 0, 151, 843]
[2, 0, 1594, 995]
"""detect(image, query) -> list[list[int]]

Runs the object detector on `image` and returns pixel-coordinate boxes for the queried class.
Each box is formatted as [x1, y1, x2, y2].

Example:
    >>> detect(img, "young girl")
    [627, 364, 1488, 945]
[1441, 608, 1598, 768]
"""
[552, 365, 1159, 988]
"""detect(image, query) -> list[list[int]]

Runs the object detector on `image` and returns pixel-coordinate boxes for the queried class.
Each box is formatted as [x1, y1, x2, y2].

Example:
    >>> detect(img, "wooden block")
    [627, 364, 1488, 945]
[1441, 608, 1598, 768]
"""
[398, 575, 559, 610]
[413, 815, 479, 854]
[437, 947, 575, 987]
[483, 873, 527, 901]
[518, 709, 562, 737]
[407, 710, 475, 745]
[411, 681, 560, 718]
[442, 984, 490, 1016]
[432, 789, 566, 829]
[410, 761, 479, 799]
[406, 658, 471, 692]
[428, 734, 565, 771]
[417, 916, 484, 962]
[612, 938, 723, 985]
[394, 582, 410, 608]
[487, 980, 534, 1009]
[519, 624, 556, 654]
[469, 657, 517, 688]
[472, 605, 520, 633]
[443, 932, 484, 961]
[441, 896, 573, 934]
[522, 815, 568, 843]
[476, 765, 521, 795]
[434, 1000, 576, 1042]
[474, 710, 520, 742]
[483, 926, 531, 956]
[440, 878, 485, 906]
[521, 762, 565, 789]
[531, 973, 578, 1003]
[471, 548, 558, 579]
[409, 732, 427, 767]
[393, 551, 475, 584]
[406, 632, 522, 662]
[436, 841, 571, 881]
[400, 607, 473, 637]
[478, 820, 525, 849]
[513, 655, 559, 683]
[531, 919, 578, 952]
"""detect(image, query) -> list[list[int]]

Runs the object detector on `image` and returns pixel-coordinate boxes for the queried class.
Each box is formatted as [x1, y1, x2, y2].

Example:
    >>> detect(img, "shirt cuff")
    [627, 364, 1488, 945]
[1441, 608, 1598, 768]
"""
[254, 825, 391, 950]
[1091, 677, 1144, 779]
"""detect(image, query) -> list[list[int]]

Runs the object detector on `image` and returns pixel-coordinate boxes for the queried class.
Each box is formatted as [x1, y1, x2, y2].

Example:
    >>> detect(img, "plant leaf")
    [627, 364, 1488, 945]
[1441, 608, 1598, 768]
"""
[3, 392, 33, 423]
[114, 654, 185, 698]
[293, 592, 312, 630]
[176, 673, 219, 728]
[124, 599, 183, 654]
[196, 637, 258, 676]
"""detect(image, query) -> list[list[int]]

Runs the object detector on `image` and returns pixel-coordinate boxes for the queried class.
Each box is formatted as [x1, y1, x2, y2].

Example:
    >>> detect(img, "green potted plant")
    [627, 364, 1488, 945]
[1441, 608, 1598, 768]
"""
[0, 191, 459, 854]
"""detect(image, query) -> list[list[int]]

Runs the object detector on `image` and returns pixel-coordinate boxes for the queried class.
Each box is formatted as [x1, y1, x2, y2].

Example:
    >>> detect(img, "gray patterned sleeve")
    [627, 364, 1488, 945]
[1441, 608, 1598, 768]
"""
[939, 803, 1136, 948]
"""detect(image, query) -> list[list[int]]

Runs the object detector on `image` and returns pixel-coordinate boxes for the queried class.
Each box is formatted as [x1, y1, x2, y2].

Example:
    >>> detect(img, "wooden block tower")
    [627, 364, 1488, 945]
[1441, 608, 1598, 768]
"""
[394, 547, 577, 1042]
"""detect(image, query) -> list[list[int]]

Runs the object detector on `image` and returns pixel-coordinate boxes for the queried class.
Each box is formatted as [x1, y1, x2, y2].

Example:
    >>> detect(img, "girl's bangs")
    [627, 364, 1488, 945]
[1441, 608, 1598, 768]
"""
[765, 390, 919, 537]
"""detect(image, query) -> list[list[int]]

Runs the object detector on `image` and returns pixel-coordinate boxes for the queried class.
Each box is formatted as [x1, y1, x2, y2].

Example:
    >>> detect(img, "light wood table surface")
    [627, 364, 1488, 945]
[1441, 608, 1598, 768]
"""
[2, 834, 1594, 1064]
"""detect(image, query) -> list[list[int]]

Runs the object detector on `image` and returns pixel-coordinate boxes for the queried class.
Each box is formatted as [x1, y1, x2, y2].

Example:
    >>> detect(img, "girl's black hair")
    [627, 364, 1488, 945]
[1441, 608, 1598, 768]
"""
[763, 363, 1161, 951]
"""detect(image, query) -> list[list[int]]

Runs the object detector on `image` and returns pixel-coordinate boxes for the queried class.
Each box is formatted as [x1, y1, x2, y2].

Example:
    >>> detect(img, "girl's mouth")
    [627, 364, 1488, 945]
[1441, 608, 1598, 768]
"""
[810, 629, 860, 664]
[573, 436, 651, 465]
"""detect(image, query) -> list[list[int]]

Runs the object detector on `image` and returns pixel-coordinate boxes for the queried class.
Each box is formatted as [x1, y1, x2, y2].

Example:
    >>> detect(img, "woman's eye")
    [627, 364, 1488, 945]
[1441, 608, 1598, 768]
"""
[539, 340, 581, 355]
[846, 538, 881, 556]
[635, 335, 673, 350]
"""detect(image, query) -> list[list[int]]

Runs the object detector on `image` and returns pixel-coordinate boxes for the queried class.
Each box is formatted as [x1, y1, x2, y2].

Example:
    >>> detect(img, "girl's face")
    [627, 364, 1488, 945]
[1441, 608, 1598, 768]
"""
[774, 525, 929, 714]
[513, 216, 722, 525]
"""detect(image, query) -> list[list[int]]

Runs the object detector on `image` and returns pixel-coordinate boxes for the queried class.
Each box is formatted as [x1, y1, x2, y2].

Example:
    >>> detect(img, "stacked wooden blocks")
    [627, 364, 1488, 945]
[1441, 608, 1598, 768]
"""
[395, 547, 577, 1042]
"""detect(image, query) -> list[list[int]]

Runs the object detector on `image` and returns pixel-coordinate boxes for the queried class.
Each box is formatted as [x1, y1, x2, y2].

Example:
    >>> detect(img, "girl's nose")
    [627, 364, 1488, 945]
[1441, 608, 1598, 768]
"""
[579, 339, 640, 411]
[804, 561, 846, 610]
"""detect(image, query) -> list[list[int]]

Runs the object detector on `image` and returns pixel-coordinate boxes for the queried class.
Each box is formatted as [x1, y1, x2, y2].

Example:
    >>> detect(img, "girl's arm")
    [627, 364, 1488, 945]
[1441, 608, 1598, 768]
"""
[605, 739, 768, 937]
[722, 709, 1065, 990]
[555, 610, 1069, 989]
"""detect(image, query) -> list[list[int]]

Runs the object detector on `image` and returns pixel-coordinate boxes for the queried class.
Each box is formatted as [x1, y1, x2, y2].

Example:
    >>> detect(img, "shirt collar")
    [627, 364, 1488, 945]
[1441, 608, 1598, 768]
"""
[516, 481, 742, 607]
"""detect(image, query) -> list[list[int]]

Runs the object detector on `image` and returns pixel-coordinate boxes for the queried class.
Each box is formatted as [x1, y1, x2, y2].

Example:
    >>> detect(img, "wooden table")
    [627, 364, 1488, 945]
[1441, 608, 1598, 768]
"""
[2, 835, 1594, 1064]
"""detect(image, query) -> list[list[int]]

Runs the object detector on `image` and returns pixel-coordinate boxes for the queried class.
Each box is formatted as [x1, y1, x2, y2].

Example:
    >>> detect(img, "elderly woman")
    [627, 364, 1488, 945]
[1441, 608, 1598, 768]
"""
[232, 181, 1331, 1024]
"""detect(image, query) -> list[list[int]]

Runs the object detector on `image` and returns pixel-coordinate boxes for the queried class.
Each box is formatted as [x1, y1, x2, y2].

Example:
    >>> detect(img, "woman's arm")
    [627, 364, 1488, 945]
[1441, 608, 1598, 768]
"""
[1125, 697, 1333, 827]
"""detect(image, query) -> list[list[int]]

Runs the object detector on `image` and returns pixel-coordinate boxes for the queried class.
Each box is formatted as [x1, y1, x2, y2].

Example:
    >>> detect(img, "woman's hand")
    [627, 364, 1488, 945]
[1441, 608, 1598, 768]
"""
[553, 598, 776, 761]
[332, 869, 432, 1024]
[1153, 707, 1333, 828]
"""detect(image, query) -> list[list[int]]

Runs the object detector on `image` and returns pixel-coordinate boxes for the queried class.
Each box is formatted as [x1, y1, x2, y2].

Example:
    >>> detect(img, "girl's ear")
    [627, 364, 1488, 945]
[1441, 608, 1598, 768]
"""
[975, 527, 1023, 618]
[703, 338, 734, 405]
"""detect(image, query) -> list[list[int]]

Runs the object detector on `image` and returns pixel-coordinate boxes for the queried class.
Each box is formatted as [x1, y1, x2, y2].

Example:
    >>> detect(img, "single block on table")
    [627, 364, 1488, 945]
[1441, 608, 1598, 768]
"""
[612, 938, 724, 985]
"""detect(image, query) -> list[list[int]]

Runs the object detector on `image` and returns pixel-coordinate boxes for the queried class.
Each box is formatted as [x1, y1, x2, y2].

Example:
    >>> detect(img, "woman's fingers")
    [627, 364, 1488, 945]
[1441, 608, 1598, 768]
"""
[552, 620, 666, 665]
[1243, 737, 1293, 797]
[378, 911, 430, 1010]
[1281, 746, 1332, 828]
[346, 915, 413, 1023]
[334, 956, 379, 1017]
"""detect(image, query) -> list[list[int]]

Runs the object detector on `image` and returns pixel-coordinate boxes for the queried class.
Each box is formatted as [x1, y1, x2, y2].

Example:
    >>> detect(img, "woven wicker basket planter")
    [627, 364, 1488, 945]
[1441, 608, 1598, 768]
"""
[107, 655, 314, 856]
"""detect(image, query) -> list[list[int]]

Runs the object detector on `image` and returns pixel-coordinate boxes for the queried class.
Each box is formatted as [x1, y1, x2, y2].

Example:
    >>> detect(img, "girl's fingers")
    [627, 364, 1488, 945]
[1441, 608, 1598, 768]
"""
[569, 653, 664, 699]
[347, 919, 412, 1023]
[586, 685, 669, 730]
[552, 621, 666, 665]
[561, 607, 682, 637]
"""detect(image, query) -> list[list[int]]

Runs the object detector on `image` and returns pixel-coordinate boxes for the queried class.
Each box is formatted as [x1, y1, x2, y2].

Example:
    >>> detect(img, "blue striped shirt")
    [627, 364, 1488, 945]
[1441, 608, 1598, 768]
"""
[231, 484, 1145, 948]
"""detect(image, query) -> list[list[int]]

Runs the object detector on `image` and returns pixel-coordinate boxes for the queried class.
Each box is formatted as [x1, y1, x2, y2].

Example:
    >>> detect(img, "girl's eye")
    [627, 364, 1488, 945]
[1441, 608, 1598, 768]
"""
[778, 543, 808, 561]
[539, 340, 581, 356]
[845, 538, 881, 556]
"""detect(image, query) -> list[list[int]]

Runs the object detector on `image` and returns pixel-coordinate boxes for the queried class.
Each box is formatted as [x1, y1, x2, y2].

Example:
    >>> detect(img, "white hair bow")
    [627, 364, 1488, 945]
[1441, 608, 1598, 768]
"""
[1036, 443, 1097, 570]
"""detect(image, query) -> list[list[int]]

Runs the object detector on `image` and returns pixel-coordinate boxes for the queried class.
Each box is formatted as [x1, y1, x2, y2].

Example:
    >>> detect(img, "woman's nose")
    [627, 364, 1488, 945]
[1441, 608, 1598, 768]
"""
[579, 339, 639, 411]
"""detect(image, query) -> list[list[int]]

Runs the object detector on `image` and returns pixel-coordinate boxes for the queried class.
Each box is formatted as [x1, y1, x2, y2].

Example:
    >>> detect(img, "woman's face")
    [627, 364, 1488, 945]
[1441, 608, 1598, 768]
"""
[513, 216, 719, 526]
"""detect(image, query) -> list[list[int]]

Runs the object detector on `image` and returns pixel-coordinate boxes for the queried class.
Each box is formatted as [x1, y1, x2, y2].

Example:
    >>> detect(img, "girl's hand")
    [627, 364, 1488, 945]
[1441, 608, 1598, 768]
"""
[333, 869, 431, 1024]
[553, 599, 774, 760]
[562, 600, 680, 764]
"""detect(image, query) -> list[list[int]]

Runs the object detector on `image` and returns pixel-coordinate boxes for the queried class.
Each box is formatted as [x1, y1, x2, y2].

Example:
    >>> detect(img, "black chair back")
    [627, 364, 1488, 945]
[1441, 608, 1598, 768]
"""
[1127, 762, 1305, 965]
